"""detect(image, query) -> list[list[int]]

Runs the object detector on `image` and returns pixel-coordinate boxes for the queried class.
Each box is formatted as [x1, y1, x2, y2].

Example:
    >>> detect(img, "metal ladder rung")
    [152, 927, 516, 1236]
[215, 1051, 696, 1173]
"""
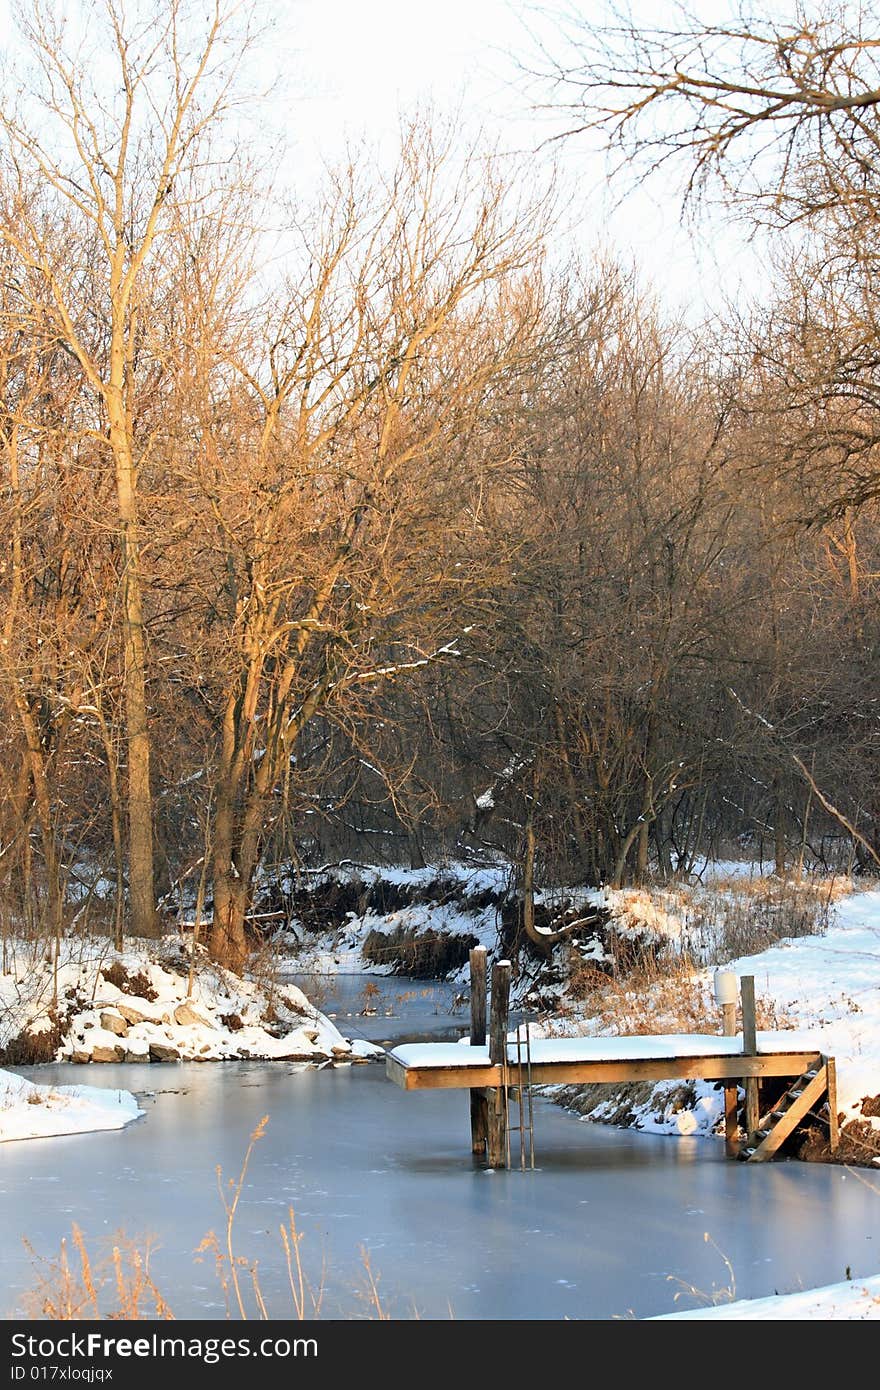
[504, 1020, 536, 1170]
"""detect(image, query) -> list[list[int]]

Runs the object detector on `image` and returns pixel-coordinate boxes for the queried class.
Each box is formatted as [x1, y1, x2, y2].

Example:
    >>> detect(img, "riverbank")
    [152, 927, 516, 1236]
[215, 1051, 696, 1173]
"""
[0, 934, 379, 1090]
[537, 888, 880, 1164]
[3, 955, 879, 1319]
[654, 1271, 880, 1319]
[4, 860, 878, 1162]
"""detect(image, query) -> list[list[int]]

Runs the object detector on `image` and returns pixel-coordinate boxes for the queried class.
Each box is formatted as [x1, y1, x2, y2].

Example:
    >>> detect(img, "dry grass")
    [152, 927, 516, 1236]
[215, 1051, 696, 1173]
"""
[608, 873, 844, 963]
[23, 1225, 173, 1320]
[556, 873, 844, 1033]
[667, 1233, 738, 1309]
[20, 1117, 393, 1321]
[689, 874, 841, 960]
[560, 949, 791, 1037]
[543, 873, 838, 1031]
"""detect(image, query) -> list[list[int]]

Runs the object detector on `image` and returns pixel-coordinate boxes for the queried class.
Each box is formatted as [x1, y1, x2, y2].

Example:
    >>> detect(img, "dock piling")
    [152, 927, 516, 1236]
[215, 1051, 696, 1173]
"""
[469, 947, 488, 1157]
[487, 960, 511, 1168]
[720, 984, 739, 1157]
[741, 975, 760, 1145]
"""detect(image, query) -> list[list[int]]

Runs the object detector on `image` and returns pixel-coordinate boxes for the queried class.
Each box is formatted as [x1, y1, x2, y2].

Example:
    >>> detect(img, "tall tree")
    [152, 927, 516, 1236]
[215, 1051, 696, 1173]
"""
[542, 3, 880, 222]
[174, 132, 548, 969]
[0, 0, 257, 937]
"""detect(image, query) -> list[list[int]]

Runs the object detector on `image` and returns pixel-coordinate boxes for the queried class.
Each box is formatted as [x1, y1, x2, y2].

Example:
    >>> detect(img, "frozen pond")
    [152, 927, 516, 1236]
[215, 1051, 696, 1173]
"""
[4, 975, 879, 1320]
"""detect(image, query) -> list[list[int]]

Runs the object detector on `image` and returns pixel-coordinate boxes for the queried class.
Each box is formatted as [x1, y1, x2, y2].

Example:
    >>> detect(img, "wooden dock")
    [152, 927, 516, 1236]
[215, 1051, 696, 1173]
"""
[386, 1037, 827, 1091]
[385, 950, 839, 1167]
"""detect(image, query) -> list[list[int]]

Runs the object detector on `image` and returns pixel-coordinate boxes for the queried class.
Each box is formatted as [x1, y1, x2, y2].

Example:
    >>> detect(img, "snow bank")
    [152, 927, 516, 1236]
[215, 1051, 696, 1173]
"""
[550, 885, 880, 1147]
[0, 1068, 141, 1143]
[284, 860, 510, 978]
[717, 890, 880, 1133]
[653, 1273, 880, 1319]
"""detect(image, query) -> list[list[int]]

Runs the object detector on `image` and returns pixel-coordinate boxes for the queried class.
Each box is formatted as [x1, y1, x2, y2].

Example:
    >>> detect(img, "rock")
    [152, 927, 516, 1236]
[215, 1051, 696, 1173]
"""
[173, 1002, 214, 1028]
[303, 1029, 320, 1044]
[100, 1011, 129, 1037]
[124, 1048, 150, 1063]
[148, 1042, 180, 1062]
[116, 1000, 167, 1026]
[71, 1050, 91, 1064]
[91, 1044, 126, 1063]
[331, 1045, 351, 1057]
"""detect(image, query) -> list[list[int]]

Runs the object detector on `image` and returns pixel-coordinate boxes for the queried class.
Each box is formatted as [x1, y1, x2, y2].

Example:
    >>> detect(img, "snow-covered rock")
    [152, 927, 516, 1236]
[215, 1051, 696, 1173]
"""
[0, 940, 355, 1067]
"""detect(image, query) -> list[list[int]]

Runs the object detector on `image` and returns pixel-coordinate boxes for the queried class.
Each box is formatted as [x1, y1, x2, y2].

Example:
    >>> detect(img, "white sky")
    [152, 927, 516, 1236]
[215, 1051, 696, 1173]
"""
[0, 0, 779, 319]
[282, 0, 774, 320]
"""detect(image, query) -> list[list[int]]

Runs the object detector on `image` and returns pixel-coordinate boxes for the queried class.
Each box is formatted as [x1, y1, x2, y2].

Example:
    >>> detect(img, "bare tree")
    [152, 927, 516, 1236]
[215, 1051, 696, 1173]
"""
[0, 0, 261, 937]
[540, 3, 880, 220]
[169, 129, 549, 968]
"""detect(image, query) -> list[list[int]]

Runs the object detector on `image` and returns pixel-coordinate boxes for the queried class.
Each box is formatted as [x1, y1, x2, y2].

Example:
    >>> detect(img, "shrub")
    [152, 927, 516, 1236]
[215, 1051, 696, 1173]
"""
[361, 926, 478, 978]
[100, 962, 158, 1002]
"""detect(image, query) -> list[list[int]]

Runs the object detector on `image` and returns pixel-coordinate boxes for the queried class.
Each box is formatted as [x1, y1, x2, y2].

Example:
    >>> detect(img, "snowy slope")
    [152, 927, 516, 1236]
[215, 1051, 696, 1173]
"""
[0, 939, 361, 1065]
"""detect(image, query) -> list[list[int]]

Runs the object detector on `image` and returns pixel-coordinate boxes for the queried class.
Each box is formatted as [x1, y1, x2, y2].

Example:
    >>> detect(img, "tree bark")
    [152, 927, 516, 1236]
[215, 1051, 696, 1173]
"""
[108, 408, 157, 938]
[773, 775, 786, 878]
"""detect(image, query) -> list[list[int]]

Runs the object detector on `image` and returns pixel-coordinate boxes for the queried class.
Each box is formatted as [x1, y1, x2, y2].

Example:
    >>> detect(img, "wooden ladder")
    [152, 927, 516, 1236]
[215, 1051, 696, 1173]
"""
[741, 1055, 838, 1162]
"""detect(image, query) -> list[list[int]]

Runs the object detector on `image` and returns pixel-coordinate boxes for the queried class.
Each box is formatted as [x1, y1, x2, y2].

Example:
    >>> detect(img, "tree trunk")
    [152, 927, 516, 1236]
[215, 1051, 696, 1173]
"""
[636, 817, 650, 882]
[210, 869, 248, 975]
[108, 412, 157, 938]
[773, 775, 786, 878]
[522, 820, 547, 953]
[15, 694, 64, 977]
[94, 698, 125, 950]
[209, 777, 249, 973]
[653, 804, 674, 879]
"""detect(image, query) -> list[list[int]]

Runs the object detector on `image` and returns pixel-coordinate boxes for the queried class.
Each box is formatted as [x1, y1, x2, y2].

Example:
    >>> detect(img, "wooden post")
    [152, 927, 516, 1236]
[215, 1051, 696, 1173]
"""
[468, 947, 488, 1157]
[722, 992, 739, 1158]
[741, 975, 757, 1052]
[487, 960, 511, 1168]
[826, 1055, 839, 1152]
[741, 975, 759, 1145]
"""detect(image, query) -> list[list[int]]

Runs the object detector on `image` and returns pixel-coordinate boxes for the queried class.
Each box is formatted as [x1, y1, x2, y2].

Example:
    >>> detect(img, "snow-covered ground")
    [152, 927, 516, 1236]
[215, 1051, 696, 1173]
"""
[723, 891, 880, 1137]
[541, 886, 880, 1149]
[0, 1068, 141, 1143]
[653, 1272, 880, 1319]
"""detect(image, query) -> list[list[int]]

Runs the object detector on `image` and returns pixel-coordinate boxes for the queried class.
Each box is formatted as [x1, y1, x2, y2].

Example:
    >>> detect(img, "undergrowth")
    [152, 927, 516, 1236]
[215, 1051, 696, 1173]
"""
[557, 951, 790, 1036]
[550, 874, 840, 1032]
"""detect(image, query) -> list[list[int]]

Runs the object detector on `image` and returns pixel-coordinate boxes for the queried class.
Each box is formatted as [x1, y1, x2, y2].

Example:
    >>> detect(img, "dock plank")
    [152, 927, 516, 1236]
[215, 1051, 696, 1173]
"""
[385, 1051, 823, 1091]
